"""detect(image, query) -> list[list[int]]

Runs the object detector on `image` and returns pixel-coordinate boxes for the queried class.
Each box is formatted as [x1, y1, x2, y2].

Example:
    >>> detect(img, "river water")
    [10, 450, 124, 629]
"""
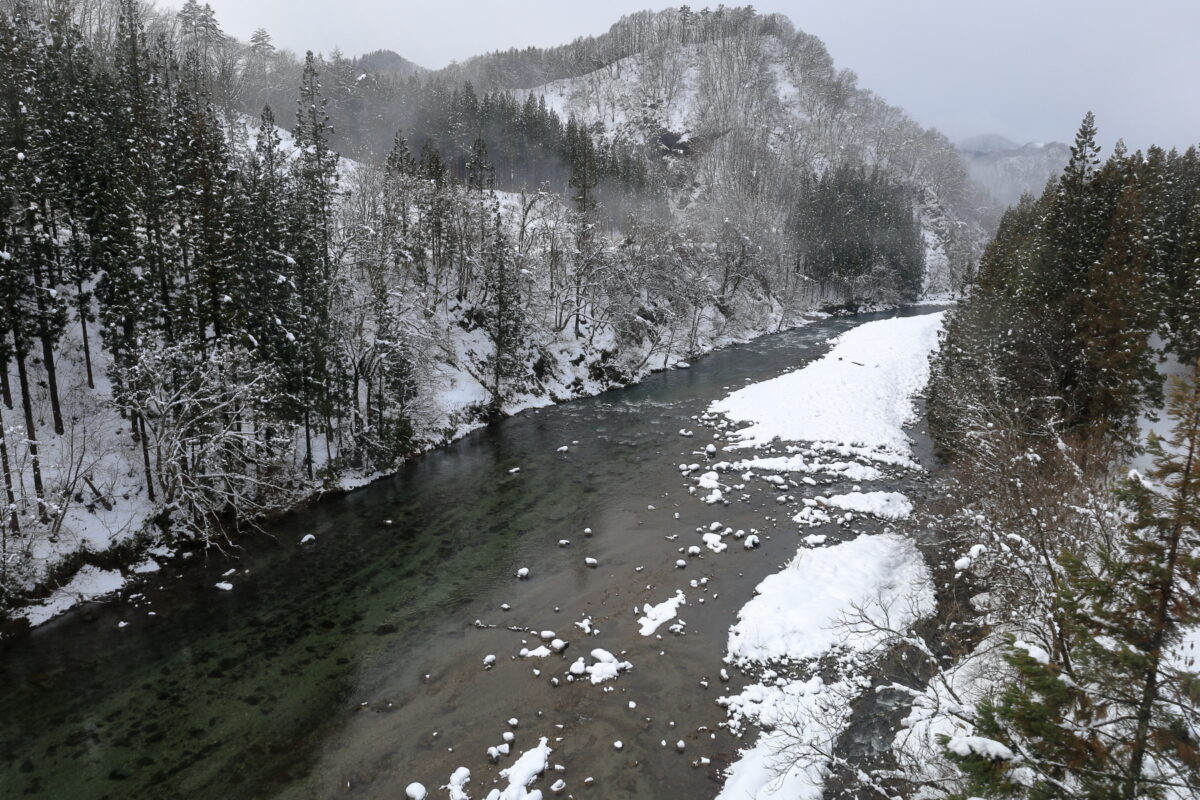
[0, 307, 942, 800]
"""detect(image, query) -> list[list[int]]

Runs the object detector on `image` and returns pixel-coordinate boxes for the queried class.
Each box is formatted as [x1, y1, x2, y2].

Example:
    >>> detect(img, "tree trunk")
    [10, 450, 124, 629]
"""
[303, 408, 314, 480]
[77, 279, 95, 389]
[0, 360, 11, 409]
[12, 334, 46, 522]
[134, 412, 156, 505]
[29, 256, 64, 435]
[0, 403, 19, 536]
[1124, 397, 1198, 799]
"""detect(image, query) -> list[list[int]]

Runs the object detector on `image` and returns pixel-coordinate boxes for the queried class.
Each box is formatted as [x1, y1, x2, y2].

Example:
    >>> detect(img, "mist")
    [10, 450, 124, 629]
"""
[195, 0, 1200, 151]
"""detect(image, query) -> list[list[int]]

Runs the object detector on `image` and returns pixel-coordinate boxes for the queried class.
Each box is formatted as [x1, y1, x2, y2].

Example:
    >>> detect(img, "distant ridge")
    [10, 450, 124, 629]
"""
[352, 49, 427, 80]
[957, 135, 1070, 207]
[957, 133, 1019, 155]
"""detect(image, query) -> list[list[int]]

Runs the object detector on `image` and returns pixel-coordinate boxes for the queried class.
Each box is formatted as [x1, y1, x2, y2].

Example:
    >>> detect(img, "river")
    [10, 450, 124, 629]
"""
[0, 307, 943, 800]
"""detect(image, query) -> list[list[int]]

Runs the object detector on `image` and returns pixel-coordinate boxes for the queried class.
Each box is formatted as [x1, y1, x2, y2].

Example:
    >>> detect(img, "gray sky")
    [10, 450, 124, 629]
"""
[192, 0, 1200, 152]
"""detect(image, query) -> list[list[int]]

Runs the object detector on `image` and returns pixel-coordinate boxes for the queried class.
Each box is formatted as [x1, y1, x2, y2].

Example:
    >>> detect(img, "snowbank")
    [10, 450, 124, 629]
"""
[19, 565, 126, 627]
[723, 453, 884, 482]
[710, 313, 944, 461]
[714, 312, 944, 800]
[726, 533, 933, 666]
[716, 676, 850, 800]
[824, 491, 914, 520]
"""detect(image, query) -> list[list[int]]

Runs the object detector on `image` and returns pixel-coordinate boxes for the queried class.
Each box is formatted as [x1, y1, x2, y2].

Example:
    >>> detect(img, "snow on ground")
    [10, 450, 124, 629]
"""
[716, 535, 934, 799]
[823, 491, 914, 520]
[726, 533, 933, 667]
[716, 676, 853, 800]
[889, 636, 1010, 789]
[710, 313, 944, 463]
[18, 565, 126, 627]
[793, 491, 913, 527]
[714, 312, 945, 799]
[718, 453, 884, 482]
[637, 590, 687, 636]
[1131, 338, 1193, 474]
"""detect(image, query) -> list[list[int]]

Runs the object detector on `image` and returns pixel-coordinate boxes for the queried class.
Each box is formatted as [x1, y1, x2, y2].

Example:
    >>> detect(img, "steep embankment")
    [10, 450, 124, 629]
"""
[5, 265, 799, 629]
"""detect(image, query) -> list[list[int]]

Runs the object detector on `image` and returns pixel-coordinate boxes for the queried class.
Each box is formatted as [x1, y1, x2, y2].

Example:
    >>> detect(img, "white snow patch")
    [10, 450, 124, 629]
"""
[573, 648, 633, 684]
[945, 735, 1014, 761]
[723, 454, 883, 482]
[445, 767, 471, 800]
[710, 313, 944, 463]
[18, 566, 126, 626]
[716, 676, 851, 800]
[488, 737, 551, 800]
[727, 534, 933, 667]
[638, 590, 687, 636]
[823, 491, 913, 520]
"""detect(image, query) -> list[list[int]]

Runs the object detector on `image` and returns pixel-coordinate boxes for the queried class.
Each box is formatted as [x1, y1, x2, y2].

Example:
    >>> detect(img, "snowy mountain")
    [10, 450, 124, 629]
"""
[404, 9, 989, 295]
[957, 136, 1070, 207]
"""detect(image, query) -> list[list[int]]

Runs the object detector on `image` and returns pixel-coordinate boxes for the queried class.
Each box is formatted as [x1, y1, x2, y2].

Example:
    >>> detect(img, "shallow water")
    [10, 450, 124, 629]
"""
[0, 307, 943, 800]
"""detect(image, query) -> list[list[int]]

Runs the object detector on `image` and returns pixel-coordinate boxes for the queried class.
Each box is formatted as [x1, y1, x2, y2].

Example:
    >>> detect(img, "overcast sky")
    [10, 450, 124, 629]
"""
[190, 0, 1200, 152]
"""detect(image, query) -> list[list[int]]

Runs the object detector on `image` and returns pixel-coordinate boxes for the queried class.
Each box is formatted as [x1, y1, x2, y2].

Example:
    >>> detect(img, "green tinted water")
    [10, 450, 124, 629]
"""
[0, 308, 941, 800]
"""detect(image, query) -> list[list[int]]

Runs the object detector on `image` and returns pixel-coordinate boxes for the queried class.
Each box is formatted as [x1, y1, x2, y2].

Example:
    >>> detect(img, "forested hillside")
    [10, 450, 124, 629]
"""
[0, 1, 985, 618]
[888, 115, 1200, 799]
[340, 8, 988, 296]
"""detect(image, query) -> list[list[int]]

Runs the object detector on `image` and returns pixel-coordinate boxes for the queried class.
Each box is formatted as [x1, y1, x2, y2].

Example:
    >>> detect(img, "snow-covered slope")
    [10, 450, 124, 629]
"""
[5, 235, 799, 629]
[519, 29, 984, 295]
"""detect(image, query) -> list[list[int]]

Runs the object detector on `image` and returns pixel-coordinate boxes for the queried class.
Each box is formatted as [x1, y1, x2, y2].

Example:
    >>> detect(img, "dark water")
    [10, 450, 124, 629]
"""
[0, 307, 943, 800]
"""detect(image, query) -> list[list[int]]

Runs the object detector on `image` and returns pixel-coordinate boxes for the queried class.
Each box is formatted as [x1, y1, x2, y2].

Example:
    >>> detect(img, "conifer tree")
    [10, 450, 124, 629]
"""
[174, 52, 233, 346]
[290, 51, 341, 477]
[1170, 201, 1200, 362]
[481, 209, 525, 415]
[1076, 180, 1158, 438]
[239, 106, 298, 378]
[944, 367, 1200, 799]
[1046, 113, 1118, 424]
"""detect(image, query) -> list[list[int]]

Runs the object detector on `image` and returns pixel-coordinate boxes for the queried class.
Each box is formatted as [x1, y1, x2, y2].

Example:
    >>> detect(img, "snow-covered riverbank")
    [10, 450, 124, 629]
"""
[706, 312, 946, 799]
[7, 293, 812, 629]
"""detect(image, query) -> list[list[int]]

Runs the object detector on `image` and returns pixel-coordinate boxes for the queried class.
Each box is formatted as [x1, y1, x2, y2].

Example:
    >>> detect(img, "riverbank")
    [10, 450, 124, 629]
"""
[701, 312, 947, 800]
[4, 290, 800, 630]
